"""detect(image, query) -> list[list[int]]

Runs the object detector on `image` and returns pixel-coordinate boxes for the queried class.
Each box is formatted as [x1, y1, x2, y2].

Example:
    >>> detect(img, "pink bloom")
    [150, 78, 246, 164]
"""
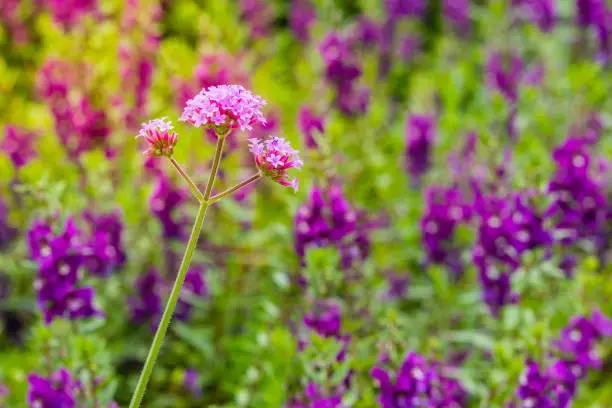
[249, 136, 302, 192]
[180, 85, 266, 134]
[137, 118, 178, 158]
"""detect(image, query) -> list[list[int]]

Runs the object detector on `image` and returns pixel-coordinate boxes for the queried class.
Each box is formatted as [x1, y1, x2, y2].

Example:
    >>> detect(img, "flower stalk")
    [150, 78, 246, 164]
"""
[208, 172, 262, 204]
[129, 133, 227, 408]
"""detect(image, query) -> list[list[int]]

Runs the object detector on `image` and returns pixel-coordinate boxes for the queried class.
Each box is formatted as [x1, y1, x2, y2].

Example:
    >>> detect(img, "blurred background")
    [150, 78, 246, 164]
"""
[0, 0, 611, 407]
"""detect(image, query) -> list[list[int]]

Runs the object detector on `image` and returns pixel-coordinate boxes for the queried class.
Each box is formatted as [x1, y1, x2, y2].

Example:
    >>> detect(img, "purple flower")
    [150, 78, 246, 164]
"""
[294, 186, 371, 269]
[0, 200, 16, 250]
[576, 0, 607, 28]
[184, 369, 202, 398]
[405, 115, 436, 186]
[304, 299, 342, 338]
[29, 217, 103, 324]
[1, 125, 38, 168]
[351, 16, 381, 48]
[249, 136, 303, 192]
[546, 137, 609, 249]
[180, 85, 267, 134]
[486, 52, 524, 103]
[175, 266, 208, 321]
[287, 383, 344, 408]
[472, 192, 551, 315]
[371, 352, 466, 408]
[149, 175, 188, 240]
[385, 0, 427, 19]
[46, 0, 98, 30]
[136, 117, 178, 158]
[128, 269, 164, 324]
[239, 0, 274, 39]
[443, 0, 470, 30]
[421, 186, 472, 275]
[27, 368, 77, 408]
[290, 0, 316, 42]
[512, 0, 557, 32]
[298, 106, 325, 148]
[82, 211, 127, 276]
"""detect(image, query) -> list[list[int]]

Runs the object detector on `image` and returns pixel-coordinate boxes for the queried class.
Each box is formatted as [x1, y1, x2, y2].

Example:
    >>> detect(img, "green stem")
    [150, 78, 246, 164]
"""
[208, 173, 262, 204]
[128, 202, 208, 408]
[204, 136, 226, 200]
[169, 157, 205, 203]
[128, 132, 228, 408]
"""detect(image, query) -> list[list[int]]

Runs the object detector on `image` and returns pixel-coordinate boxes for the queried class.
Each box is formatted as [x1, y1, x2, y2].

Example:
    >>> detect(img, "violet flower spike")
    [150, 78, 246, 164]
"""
[249, 136, 302, 192]
[137, 117, 178, 158]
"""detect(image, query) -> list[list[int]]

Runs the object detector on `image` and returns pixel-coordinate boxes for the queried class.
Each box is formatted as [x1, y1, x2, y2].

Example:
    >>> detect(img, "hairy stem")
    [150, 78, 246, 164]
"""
[169, 157, 205, 203]
[128, 202, 208, 408]
[204, 136, 226, 200]
[208, 173, 262, 204]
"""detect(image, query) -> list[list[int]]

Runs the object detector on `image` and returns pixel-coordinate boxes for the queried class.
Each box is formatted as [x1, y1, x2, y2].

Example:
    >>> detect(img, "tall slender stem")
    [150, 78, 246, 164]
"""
[204, 136, 226, 200]
[128, 202, 208, 408]
[169, 158, 205, 203]
[129, 133, 228, 407]
[208, 173, 262, 204]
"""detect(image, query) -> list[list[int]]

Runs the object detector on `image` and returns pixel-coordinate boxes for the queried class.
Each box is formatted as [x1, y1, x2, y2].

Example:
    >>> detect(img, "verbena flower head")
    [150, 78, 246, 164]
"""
[137, 117, 178, 158]
[180, 84, 266, 135]
[27, 368, 77, 408]
[249, 136, 302, 192]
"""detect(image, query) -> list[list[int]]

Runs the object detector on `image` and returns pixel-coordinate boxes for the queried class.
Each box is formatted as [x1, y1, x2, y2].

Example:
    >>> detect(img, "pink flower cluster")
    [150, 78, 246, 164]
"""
[180, 85, 267, 134]
[249, 136, 303, 191]
[137, 118, 178, 158]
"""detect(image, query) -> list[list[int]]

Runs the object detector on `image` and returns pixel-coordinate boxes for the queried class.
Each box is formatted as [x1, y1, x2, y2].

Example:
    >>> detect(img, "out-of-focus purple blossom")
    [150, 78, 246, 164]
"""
[27, 368, 77, 408]
[512, 0, 557, 32]
[546, 137, 610, 250]
[397, 34, 421, 61]
[0, 0, 30, 44]
[351, 16, 381, 48]
[180, 85, 267, 134]
[371, 352, 466, 408]
[486, 52, 525, 103]
[249, 136, 303, 192]
[46, 0, 98, 30]
[298, 106, 325, 148]
[553, 310, 612, 370]
[576, 0, 607, 28]
[149, 175, 188, 240]
[472, 191, 551, 315]
[510, 310, 612, 408]
[303, 299, 342, 338]
[421, 186, 472, 276]
[405, 115, 436, 187]
[443, 0, 470, 30]
[320, 32, 371, 116]
[287, 383, 344, 408]
[129, 266, 208, 325]
[128, 269, 164, 324]
[385, 272, 410, 299]
[1, 125, 38, 168]
[239, 0, 274, 39]
[82, 211, 127, 276]
[29, 218, 103, 324]
[184, 369, 202, 399]
[385, 0, 427, 19]
[294, 186, 372, 269]
[0, 200, 17, 250]
[175, 266, 208, 321]
[37, 59, 111, 159]
[290, 0, 316, 42]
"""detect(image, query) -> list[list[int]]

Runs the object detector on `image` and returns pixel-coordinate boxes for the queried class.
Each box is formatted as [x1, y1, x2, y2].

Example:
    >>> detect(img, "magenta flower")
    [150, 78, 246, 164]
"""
[180, 84, 266, 135]
[137, 118, 178, 158]
[249, 136, 302, 192]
